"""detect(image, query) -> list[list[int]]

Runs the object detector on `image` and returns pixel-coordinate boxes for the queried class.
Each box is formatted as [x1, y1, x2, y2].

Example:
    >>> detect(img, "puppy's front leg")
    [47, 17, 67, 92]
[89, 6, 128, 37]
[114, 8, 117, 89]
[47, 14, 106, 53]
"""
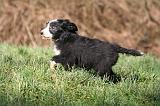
[50, 55, 65, 70]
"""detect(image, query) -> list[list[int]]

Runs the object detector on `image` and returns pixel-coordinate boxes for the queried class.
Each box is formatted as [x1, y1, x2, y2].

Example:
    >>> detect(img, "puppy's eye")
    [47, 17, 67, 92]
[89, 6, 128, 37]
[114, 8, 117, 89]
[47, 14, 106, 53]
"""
[52, 26, 56, 29]
[50, 26, 56, 29]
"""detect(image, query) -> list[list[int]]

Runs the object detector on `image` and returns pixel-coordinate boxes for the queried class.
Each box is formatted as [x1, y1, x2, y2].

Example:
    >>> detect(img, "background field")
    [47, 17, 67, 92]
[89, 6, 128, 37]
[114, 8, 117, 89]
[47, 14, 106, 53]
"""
[0, 0, 160, 56]
[0, 43, 160, 106]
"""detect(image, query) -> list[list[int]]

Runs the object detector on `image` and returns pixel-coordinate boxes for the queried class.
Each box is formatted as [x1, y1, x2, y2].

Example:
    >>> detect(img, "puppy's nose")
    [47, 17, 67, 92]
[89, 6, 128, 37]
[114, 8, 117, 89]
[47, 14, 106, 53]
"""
[40, 32, 43, 35]
[41, 27, 44, 30]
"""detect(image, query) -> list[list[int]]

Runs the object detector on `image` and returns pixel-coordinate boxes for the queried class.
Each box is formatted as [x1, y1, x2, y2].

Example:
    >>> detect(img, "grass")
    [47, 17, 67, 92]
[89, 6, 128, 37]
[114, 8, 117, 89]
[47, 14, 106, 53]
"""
[0, 43, 160, 106]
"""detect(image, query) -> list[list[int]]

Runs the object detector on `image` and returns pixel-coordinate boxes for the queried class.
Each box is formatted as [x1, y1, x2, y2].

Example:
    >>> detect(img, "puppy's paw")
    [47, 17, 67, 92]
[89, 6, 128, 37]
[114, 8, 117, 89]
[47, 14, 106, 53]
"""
[50, 61, 57, 70]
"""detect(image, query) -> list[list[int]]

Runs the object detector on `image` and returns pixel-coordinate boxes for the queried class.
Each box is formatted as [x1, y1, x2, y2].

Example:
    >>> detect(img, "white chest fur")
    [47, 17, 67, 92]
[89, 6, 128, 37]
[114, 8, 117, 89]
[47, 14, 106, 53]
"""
[53, 45, 61, 55]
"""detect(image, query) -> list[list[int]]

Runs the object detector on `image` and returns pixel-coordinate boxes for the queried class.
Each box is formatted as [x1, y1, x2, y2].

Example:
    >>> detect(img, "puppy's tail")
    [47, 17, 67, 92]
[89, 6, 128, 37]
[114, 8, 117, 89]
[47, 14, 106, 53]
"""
[113, 44, 144, 56]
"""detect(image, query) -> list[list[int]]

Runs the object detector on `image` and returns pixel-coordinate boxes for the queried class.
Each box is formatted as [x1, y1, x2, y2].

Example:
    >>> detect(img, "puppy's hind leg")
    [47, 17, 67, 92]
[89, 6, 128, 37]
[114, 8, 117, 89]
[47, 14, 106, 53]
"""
[106, 68, 121, 83]
[96, 63, 121, 83]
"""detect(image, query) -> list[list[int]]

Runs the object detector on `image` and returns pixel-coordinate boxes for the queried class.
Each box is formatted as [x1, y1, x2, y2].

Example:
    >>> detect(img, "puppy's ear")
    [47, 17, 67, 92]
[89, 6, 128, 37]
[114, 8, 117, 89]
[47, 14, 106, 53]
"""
[62, 21, 78, 32]
[59, 32, 76, 42]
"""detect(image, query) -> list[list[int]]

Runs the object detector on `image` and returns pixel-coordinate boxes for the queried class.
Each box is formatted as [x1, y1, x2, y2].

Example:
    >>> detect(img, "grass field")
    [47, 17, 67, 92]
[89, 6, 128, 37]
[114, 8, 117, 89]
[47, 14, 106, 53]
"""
[0, 43, 160, 106]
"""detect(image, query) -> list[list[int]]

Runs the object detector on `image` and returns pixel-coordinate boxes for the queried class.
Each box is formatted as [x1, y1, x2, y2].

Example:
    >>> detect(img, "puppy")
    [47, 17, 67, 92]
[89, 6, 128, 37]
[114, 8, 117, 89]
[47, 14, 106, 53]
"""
[40, 19, 144, 82]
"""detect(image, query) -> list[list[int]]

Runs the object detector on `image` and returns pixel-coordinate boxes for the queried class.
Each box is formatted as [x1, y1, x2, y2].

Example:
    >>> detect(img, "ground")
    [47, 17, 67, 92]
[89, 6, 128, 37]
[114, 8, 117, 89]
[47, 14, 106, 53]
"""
[0, 43, 160, 106]
[0, 0, 160, 56]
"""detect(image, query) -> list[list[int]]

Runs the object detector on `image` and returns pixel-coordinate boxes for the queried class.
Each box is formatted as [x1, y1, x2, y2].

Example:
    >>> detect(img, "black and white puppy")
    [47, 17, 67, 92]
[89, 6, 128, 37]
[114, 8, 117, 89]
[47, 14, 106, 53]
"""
[40, 19, 144, 82]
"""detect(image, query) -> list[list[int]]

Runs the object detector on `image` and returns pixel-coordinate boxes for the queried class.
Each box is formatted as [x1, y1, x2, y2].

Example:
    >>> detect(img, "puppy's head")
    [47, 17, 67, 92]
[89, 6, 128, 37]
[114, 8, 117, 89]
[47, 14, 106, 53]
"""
[40, 19, 78, 40]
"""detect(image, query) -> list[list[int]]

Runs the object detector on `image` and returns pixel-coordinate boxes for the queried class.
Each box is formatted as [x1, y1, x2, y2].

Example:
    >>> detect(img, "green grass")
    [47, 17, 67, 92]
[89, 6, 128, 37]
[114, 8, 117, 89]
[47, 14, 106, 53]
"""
[0, 43, 160, 106]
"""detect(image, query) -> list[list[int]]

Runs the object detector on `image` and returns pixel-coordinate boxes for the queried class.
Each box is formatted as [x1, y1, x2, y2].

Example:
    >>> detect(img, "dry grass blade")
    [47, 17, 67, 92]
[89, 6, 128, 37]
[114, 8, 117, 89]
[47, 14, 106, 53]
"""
[21, 15, 37, 47]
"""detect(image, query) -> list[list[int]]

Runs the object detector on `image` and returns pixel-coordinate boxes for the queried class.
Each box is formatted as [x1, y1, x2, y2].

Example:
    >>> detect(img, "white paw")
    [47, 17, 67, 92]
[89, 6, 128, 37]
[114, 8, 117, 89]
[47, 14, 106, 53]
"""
[50, 61, 57, 70]
[139, 51, 144, 55]
[140, 52, 144, 55]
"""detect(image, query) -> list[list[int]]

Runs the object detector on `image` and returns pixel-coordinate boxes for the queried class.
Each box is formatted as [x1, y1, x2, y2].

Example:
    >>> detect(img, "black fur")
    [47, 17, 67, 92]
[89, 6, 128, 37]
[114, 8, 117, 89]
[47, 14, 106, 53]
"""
[41, 19, 143, 83]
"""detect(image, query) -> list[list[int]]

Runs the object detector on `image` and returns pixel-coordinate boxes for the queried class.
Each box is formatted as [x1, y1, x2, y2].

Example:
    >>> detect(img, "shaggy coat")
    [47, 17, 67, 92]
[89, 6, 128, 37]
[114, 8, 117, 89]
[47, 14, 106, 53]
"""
[40, 19, 143, 82]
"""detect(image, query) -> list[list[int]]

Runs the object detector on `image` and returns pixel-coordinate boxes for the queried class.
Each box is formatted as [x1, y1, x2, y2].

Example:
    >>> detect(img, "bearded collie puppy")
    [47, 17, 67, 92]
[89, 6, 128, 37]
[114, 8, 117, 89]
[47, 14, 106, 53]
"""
[40, 19, 144, 83]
